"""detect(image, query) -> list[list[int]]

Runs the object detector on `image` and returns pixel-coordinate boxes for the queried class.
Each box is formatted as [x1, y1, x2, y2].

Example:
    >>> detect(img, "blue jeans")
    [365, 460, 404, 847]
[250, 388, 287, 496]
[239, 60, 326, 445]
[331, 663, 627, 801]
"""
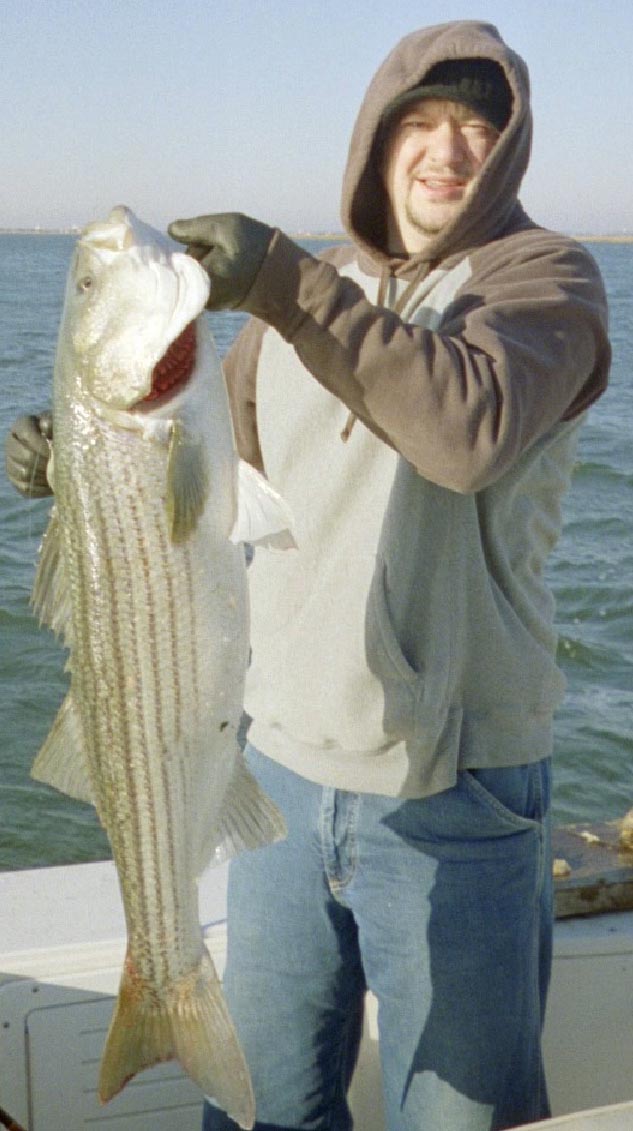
[203, 744, 553, 1131]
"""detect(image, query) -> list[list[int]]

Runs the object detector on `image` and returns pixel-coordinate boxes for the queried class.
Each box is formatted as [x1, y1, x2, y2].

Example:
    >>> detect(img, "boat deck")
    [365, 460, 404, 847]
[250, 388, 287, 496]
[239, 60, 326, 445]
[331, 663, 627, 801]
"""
[1, 854, 633, 1130]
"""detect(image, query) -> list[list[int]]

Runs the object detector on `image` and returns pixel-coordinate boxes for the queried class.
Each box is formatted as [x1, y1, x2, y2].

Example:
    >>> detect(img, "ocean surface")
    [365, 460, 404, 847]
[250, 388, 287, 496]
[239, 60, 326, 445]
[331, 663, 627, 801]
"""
[0, 233, 631, 871]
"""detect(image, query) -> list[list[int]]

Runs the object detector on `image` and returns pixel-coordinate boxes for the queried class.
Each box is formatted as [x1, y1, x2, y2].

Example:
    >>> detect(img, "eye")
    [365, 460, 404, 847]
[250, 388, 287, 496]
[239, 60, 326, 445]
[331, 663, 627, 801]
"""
[77, 275, 94, 293]
[463, 121, 499, 142]
[401, 116, 433, 133]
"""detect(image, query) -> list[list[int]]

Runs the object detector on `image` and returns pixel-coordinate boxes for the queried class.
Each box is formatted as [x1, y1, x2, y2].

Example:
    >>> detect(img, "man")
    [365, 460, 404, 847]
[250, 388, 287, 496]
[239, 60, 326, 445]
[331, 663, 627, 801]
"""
[6, 20, 610, 1131]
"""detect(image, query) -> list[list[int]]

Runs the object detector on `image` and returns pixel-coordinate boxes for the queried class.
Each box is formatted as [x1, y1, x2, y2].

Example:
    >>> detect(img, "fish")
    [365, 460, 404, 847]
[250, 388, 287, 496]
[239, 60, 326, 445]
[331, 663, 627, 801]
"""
[29, 205, 293, 1128]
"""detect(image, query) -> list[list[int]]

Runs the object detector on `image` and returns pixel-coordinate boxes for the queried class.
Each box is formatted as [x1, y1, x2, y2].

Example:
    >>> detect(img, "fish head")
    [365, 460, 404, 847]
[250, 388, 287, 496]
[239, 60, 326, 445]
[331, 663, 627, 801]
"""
[60, 206, 210, 410]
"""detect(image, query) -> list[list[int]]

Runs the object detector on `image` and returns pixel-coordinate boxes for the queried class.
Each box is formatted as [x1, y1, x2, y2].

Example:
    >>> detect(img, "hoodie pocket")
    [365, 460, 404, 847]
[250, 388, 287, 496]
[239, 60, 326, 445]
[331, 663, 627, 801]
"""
[367, 562, 421, 682]
[365, 561, 446, 746]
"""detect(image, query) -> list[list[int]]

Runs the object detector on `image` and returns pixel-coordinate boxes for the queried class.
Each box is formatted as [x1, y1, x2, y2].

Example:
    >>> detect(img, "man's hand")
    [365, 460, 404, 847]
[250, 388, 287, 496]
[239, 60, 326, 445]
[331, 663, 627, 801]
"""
[168, 213, 273, 311]
[5, 412, 53, 498]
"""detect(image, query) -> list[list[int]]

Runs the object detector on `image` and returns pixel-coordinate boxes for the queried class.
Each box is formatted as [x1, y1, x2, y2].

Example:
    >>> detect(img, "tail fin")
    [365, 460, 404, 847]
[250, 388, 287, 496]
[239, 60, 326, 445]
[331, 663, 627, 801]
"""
[99, 948, 255, 1129]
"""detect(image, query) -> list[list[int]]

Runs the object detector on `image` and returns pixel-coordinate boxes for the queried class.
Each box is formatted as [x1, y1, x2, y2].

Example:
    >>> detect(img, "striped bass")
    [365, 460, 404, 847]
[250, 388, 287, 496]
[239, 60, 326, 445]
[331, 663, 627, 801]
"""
[30, 206, 291, 1128]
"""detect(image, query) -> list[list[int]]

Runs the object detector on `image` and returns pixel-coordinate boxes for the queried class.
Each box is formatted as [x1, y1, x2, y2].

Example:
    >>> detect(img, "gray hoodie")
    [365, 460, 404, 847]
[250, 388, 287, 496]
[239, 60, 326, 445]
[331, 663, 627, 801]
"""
[224, 21, 610, 798]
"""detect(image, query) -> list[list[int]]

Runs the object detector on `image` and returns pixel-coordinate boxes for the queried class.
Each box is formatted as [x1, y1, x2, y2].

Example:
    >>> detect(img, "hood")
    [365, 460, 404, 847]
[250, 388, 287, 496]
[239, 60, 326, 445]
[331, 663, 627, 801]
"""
[341, 21, 532, 271]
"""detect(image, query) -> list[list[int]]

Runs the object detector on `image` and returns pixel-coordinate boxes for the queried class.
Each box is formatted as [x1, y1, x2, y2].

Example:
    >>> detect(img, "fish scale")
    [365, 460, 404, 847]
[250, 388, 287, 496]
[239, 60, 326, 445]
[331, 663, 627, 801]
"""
[29, 206, 292, 1128]
[63, 418, 225, 984]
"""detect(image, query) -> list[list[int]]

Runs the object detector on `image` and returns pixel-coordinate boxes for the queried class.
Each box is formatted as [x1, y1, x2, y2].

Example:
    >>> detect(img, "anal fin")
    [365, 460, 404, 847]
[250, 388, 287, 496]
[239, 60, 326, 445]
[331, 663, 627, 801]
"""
[31, 692, 94, 805]
[204, 751, 287, 869]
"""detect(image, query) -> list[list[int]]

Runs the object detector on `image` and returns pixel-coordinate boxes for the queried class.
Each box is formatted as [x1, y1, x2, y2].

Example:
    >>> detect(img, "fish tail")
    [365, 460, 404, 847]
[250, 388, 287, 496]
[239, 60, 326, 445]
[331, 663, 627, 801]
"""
[99, 949, 255, 1129]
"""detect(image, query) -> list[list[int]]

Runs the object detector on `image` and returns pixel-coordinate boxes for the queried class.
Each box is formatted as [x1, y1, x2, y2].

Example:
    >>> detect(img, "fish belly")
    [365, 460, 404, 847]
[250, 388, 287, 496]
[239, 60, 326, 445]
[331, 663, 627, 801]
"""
[56, 411, 255, 1126]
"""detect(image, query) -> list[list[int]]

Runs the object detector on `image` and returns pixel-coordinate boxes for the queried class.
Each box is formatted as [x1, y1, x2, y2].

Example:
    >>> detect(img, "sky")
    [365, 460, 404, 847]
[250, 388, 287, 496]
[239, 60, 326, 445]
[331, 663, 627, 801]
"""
[2, 0, 632, 236]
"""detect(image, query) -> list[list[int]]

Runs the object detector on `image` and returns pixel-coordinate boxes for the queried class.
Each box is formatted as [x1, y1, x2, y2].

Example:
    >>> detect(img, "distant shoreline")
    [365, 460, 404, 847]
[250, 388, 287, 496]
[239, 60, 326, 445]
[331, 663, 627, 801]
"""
[0, 228, 346, 239]
[0, 229, 631, 244]
[0, 228, 81, 236]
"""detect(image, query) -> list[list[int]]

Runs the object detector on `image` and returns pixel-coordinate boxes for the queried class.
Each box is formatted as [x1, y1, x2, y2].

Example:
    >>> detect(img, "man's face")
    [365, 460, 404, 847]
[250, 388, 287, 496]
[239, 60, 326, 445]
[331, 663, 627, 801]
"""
[382, 98, 500, 254]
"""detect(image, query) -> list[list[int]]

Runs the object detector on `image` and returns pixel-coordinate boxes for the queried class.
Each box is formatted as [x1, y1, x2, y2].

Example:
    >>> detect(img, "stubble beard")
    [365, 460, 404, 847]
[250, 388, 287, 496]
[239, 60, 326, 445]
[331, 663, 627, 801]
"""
[405, 202, 443, 240]
[404, 194, 461, 243]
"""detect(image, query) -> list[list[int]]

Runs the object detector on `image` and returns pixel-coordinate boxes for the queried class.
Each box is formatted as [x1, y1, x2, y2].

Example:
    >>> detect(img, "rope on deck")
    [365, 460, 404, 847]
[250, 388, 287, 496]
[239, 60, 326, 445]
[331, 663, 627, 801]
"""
[0, 1106, 28, 1131]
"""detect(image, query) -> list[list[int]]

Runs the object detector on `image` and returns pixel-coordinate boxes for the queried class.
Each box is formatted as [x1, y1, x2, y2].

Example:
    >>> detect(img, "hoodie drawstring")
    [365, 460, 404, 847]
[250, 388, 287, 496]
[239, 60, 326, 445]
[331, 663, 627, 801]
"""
[340, 261, 429, 443]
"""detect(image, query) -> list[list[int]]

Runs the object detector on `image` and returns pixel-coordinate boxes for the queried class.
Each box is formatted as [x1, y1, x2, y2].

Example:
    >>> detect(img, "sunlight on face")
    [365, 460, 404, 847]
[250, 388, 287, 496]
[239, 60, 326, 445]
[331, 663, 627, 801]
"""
[382, 99, 500, 254]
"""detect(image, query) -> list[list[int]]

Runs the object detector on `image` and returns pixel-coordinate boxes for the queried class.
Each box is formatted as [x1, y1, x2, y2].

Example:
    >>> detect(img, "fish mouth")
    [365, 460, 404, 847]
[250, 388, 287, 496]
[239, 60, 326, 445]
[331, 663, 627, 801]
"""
[139, 320, 198, 405]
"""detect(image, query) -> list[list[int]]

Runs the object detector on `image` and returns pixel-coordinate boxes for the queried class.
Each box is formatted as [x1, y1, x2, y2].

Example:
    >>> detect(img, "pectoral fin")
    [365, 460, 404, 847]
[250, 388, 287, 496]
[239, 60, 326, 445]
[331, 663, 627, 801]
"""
[230, 459, 296, 549]
[166, 419, 210, 543]
[31, 691, 95, 806]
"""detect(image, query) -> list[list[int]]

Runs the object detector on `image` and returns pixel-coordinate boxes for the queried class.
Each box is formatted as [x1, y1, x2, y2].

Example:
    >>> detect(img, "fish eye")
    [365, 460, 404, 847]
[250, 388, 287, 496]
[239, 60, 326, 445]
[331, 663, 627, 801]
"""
[77, 275, 94, 292]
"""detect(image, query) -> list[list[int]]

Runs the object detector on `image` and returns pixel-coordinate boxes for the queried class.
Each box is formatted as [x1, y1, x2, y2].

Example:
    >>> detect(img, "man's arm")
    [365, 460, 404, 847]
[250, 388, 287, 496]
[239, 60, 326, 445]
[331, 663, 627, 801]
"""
[170, 214, 610, 493]
[240, 230, 610, 492]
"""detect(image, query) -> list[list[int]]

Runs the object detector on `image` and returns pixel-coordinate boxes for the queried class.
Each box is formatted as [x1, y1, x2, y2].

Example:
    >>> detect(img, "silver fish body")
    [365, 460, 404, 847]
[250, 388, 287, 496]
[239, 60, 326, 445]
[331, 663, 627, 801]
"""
[31, 207, 288, 1128]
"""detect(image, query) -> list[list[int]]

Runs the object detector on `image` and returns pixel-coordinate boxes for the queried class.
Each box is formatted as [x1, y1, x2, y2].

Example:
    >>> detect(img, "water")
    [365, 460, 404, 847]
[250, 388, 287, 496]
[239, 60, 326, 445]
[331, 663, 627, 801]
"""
[0, 234, 631, 871]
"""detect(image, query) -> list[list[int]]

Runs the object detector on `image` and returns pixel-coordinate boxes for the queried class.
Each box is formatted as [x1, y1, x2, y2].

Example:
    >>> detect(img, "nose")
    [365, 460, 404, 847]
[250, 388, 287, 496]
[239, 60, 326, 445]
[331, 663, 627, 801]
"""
[427, 120, 467, 166]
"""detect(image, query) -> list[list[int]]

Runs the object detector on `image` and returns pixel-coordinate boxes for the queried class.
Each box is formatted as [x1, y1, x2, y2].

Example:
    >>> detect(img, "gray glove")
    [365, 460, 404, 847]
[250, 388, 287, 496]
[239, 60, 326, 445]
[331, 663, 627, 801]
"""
[168, 212, 273, 311]
[5, 411, 53, 498]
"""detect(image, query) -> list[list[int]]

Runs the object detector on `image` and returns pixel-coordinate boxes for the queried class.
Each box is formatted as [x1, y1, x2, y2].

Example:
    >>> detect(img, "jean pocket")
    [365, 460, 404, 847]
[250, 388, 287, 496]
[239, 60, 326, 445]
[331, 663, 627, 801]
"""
[460, 760, 551, 835]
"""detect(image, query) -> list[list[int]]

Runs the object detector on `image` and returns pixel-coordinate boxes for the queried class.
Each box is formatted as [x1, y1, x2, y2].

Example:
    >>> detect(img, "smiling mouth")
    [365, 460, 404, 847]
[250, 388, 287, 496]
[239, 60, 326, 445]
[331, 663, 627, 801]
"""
[420, 176, 465, 190]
